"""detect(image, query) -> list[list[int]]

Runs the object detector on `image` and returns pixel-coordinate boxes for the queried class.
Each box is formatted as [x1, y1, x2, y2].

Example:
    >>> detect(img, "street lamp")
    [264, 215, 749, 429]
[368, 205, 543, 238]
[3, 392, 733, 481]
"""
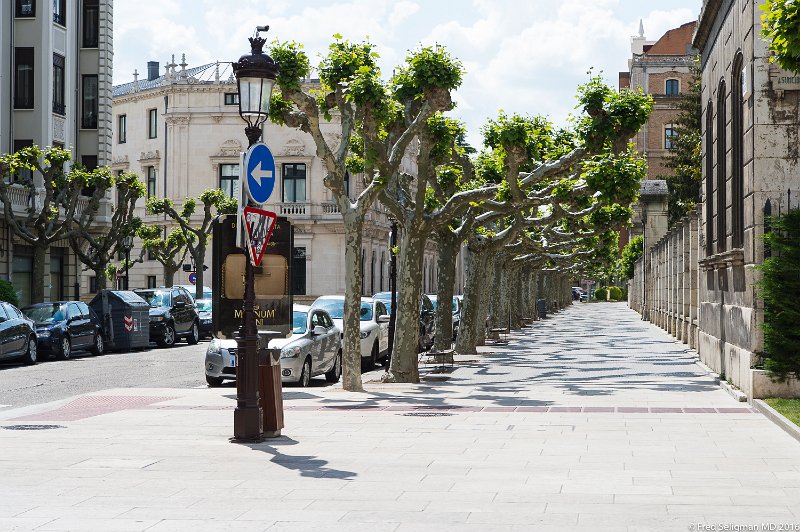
[231, 26, 279, 442]
[122, 235, 134, 290]
[385, 218, 398, 369]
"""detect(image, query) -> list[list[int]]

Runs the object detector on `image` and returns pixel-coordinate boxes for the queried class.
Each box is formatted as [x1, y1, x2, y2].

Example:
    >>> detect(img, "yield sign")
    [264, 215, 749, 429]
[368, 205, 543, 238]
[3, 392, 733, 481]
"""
[242, 206, 278, 267]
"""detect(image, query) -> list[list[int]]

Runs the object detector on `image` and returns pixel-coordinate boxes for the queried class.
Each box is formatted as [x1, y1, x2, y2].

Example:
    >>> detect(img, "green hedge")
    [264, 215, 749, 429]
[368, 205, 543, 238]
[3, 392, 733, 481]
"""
[758, 208, 800, 380]
[0, 280, 19, 307]
[594, 287, 607, 301]
[608, 286, 624, 301]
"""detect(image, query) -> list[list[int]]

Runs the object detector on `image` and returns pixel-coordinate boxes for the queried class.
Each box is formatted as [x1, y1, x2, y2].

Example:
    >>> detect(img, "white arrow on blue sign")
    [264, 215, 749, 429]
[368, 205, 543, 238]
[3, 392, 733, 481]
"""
[243, 142, 276, 204]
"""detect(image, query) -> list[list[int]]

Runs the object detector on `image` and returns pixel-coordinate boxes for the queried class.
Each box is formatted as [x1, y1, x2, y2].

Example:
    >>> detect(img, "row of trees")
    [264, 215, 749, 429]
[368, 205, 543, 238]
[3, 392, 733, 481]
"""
[269, 37, 652, 390]
[0, 146, 233, 303]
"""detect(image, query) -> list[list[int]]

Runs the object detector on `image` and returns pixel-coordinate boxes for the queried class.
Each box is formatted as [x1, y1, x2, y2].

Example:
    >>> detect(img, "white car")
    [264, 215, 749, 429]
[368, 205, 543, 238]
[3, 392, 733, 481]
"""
[204, 304, 342, 387]
[311, 296, 390, 369]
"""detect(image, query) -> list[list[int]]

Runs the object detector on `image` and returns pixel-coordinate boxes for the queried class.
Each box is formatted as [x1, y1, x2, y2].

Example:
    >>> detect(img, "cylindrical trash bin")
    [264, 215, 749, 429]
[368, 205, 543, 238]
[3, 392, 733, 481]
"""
[536, 299, 547, 319]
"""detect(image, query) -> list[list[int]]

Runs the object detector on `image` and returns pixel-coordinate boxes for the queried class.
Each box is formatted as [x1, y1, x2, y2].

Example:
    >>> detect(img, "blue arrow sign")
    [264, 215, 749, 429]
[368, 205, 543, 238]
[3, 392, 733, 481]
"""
[244, 143, 276, 204]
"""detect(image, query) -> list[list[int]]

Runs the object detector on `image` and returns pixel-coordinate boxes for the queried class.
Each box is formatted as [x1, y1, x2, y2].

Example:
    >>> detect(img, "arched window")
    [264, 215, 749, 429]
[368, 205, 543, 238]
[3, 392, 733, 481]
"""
[716, 80, 727, 253]
[666, 78, 680, 96]
[705, 101, 714, 255]
[731, 52, 745, 249]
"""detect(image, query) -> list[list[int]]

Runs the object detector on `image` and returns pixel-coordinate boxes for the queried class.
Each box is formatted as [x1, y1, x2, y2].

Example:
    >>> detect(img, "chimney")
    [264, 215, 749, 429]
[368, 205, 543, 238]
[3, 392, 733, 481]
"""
[147, 61, 160, 81]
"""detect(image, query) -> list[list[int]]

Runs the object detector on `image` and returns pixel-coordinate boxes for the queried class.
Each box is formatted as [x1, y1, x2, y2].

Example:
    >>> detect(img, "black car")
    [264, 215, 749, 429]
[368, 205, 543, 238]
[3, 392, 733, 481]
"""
[22, 301, 104, 360]
[195, 299, 213, 339]
[372, 292, 436, 352]
[134, 287, 200, 347]
[0, 302, 38, 365]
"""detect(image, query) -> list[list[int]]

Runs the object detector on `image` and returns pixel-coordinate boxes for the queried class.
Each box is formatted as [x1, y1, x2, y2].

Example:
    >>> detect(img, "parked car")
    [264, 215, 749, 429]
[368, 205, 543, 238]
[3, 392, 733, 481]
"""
[195, 299, 213, 339]
[372, 292, 436, 352]
[427, 294, 462, 342]
[310, 295, 390, 369]
[0, 302, 38, 365]
[175, 285, 212, 302]
[134, 287, 200, 347]
[22, 301, 103, 359]
[205, 304, 341, 387]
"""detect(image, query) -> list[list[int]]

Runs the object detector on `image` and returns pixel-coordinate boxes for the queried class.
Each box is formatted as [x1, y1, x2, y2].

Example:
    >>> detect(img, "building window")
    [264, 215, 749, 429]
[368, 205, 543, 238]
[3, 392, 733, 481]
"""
[53, 0, 65, 25]
[14, 47, 34, 109]
[148, 108, 157, 139]
[731, 53, 745, 249]
[82, 155, 97, 170]
[705, 102, 714, 255]
[282, 163, 306, 202]
[118, 114, 127, 144]
[292, 247, 306, 295]
[53, 54, 65, 115]
[716, 80, 727, 253]
[371, 251, 376, 295]
[380, 251, 385, 291]
[361, 249, 365, 296]
[220, 164, 239, 199]
[147, 275, 157, 289]
[344, 171, 350, 198]
[16, 0, 35, 17]
[82, 0, 99, 48]
[664, 125, 677, 150]
[82, 75, 98, 129]
[89, 276, 97, 293]
[666, 79, 679, 96]
[146, 166, 157, 198]
[224, 93, 239, 105]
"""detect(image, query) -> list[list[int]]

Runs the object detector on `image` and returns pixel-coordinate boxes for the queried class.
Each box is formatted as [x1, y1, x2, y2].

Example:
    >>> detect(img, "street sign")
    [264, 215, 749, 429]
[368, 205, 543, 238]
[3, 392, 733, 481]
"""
[188, 272, 197, 285]
[242, 142, 276, 204]
[242, 206, 278, 267]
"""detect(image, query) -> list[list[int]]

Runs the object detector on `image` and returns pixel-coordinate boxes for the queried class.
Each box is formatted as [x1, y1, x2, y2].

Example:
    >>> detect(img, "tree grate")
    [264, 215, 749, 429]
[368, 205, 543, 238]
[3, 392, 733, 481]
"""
[3, 424, 66, 431]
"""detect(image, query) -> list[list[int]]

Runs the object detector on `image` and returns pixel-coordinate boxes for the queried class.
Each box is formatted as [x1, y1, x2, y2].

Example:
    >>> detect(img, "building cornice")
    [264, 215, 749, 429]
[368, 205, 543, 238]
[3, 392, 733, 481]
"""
[693, 0, 725, 52]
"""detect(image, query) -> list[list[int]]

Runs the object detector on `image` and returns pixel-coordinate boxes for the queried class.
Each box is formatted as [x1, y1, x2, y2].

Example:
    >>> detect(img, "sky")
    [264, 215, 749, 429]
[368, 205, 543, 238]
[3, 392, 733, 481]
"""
[113, 0, 702, 148]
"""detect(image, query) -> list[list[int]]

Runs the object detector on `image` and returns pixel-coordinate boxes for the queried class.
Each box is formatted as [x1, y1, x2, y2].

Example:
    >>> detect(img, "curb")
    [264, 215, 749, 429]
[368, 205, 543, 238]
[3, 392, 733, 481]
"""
[693, 358, 748, 402]
[752, 399, 800, 444]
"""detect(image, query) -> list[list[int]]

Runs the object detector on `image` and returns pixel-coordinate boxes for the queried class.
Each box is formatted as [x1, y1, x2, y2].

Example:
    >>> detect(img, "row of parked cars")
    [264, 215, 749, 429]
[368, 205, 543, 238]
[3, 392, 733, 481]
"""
[0, 284, 214, 367]
[204, 292, 464, 388]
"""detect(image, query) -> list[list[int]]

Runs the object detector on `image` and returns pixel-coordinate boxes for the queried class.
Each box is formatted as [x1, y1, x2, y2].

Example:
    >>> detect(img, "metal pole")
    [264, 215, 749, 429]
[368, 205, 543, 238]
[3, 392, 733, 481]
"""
[386, 220, 398, 368]
[125, 248, 130, 290]
[233, 127, 264, 442]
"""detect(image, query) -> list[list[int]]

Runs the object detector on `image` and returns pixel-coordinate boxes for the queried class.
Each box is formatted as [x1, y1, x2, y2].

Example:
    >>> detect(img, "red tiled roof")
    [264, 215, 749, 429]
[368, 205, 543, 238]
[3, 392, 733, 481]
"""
[646, 21, 697, 56]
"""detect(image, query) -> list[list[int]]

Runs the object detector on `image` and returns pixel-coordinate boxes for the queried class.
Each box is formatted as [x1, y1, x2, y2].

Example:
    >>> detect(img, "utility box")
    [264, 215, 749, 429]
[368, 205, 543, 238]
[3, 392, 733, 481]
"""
[89, 290, 150, 351]
[536, 299, 547, 320]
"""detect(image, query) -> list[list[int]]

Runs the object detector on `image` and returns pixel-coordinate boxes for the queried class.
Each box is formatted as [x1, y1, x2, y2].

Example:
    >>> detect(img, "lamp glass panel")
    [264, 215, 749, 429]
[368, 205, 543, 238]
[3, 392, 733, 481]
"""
[238, 76, 275, 124]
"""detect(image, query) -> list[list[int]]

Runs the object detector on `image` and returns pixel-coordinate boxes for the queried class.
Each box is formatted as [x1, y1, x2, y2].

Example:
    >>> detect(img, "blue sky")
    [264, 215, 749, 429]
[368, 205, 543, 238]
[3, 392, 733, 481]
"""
[114, 0, 702, 148]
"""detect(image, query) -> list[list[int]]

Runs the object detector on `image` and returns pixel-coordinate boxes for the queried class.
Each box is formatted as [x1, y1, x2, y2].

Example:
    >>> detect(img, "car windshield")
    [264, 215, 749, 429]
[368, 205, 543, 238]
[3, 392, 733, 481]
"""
[23, 304, 66, 323]
[138, 291, 170, 307]
[195, 300, 212, 312]
[314, 298, 344, 319]
[429, 296, 438, 309]
[373, 293, 392, 314]
[359, 302, 373, 322]
[293, 311, 308, 334]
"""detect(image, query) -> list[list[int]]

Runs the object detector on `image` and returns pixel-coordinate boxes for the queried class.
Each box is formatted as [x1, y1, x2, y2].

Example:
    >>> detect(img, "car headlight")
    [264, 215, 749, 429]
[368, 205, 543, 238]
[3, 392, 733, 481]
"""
[280, 346, 302, 359]
[360, 330, 370, 339]
[206, 339, 221, 356]
[151, 316, 165, 322]
[37, 329, 50, 338]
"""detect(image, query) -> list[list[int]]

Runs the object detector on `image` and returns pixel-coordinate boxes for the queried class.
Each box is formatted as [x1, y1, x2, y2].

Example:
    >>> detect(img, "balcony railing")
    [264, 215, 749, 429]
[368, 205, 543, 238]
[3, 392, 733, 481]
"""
[273, 202, 345, 218]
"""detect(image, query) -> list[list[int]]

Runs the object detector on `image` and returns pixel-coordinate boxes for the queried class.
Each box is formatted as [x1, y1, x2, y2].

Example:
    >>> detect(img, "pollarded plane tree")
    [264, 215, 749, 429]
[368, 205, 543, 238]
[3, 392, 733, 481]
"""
[136, 225, 190, 288]
[146, 189, 237, 300]
[69, 172, 146, 291]
[0, 145, 114, 304]
[268, 38, 463, 392]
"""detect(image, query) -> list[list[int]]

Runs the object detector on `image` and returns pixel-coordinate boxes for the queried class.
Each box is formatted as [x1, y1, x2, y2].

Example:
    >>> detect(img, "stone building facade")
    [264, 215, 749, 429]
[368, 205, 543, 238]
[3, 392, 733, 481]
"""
[111, 58, 448, 302]
[0, 0, 113, 305]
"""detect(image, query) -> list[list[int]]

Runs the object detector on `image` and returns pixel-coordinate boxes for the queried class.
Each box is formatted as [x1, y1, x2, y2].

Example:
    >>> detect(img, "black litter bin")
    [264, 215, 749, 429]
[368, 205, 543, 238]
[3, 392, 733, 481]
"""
[536, 299, 547, 319]
[89, 290, 150, 351]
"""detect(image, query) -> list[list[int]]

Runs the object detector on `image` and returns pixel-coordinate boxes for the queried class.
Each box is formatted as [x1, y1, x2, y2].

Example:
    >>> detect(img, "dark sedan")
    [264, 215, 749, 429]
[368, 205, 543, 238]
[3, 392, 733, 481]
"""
[195, 299, 213, 339]
[134, 287, 199, 347]
[0, 302, 38, 365]
[22, 301, 104, 360]
[372, 292, 436, 352]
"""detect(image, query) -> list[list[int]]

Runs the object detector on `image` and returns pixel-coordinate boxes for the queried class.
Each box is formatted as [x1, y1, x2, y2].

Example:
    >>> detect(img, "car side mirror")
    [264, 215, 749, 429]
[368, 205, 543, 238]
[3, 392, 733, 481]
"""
[377, 314, 390, 323]
[0, 316, 6, 323]
[312, 325, 327, 336]
[175, 300, 186, 308]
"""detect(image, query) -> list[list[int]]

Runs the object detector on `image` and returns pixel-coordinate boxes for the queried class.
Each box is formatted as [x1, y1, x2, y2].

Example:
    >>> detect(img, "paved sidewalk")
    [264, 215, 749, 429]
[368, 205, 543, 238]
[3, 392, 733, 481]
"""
[0, 303, 798, 531]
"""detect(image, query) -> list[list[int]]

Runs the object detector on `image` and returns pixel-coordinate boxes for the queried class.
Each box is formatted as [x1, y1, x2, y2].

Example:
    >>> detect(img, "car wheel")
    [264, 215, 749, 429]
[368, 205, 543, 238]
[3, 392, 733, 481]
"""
[299, 357, 312, 387]
[91, 333, 104, 356]
[58, 336, 72, 360]
[206, 375, 224, 387]
[325, 351, 342, 383]
[22, 335, 37, 365]
[158, 323, 176, 347]
[187, 322, 199, 345]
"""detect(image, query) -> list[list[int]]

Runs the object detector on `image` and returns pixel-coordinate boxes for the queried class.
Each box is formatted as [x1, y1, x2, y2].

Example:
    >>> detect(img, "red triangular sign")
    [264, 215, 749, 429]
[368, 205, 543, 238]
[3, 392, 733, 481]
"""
[242, 206, 278, 267]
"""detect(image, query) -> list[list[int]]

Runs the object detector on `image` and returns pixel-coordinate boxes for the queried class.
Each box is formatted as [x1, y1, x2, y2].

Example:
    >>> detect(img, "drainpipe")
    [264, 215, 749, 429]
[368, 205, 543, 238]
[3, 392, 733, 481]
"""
[163, 94, 168, 201]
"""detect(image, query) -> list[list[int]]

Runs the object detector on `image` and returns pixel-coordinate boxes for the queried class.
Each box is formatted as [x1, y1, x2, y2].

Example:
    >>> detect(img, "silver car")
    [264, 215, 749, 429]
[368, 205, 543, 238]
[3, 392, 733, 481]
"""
[204, 304, 342, 387]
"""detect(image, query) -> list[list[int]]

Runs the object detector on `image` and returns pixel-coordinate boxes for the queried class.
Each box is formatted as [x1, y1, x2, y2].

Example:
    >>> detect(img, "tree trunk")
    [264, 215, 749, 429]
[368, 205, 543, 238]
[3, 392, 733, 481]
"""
[509, 267, 521, 329]
[475, 252, 493, 346]
[386, 226, 425, 383]
[433, 231, 457, 351]
[164, 267, 176, 288]
[31, 244, 47, 303]
[341, 211, 365, 392]
[194, 242, 206, 300]
[95, 264, 108, 291]
[455, 245, 487, 355]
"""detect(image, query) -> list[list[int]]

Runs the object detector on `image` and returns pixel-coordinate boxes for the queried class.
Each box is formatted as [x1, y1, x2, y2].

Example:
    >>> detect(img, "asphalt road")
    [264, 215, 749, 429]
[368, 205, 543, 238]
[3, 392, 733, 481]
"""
[0, 339, 210, 409]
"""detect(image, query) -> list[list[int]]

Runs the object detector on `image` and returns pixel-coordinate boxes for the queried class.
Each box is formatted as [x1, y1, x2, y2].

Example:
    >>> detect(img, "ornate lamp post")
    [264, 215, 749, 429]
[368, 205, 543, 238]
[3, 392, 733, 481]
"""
[122, 235, 134, 290]
[386, 219, 398, 368]
[231, 26, 279, 442]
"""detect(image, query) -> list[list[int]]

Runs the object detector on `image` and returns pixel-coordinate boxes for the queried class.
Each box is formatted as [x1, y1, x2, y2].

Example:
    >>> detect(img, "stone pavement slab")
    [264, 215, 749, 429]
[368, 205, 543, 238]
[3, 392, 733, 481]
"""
[0, 303, 798, 531]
